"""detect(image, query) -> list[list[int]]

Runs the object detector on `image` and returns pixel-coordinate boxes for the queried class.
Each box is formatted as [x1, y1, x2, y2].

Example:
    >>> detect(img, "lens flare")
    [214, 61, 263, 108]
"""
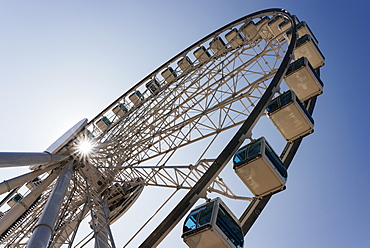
[78, 140, 93, 155]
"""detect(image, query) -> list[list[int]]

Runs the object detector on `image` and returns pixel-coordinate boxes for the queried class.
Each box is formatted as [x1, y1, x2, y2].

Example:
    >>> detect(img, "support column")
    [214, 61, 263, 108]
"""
[0, 168, 60, 236]
[0, 163, 60, 195]
[0, 152, 67, 168]
[27, 161, 74, 248]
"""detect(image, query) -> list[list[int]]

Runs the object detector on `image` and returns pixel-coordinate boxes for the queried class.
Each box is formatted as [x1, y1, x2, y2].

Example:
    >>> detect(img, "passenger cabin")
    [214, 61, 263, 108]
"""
[26, 177, 42, 190]
[239, 21, 258, 42]
[278, 15, 300, 34]
[7, 193, 23, 207]
[178, 56, 193, 73]
[106, 178, 144, 224]
[255, 16, 272, 40]
[284, 57, 324, 102]
[209, 37, 227, 57]
[96, 116, 112, 132]
[161, 67, 177, 84]
[113, 103, 128, 118]
[294, 34, 325, 69]
[267, 16, 286, 38]
[129, 90, 144, 107]
[286, 21, 318, 45]
[233, 137, 287, 198]
[182, 197, 244, 248]
[225, 29, 244, 49]
[193, 46, 211, 63]
[267, 90, 314, 142]
[146, 79, 161, 95]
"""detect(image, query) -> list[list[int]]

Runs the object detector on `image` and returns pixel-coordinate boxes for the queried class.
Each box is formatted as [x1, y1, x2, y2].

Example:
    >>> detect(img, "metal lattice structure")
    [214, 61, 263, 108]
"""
[0, 8, 324, 248]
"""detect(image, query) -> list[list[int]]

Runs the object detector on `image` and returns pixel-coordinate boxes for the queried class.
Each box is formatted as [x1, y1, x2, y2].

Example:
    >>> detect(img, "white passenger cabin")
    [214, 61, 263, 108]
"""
[177, 56, 193, 73]
[96, 116, 112, 132]
[112, 103, 128, 118]
[146, 79, 161, 95]
[209, 37, 227, 57]
[91, 179, 144, 226]
[233, 137, 287, 198]
[267, 90, 314, 142]
[7, 193, 23, 207]
[267, 16, 286, 39]
[26, 177, 42, 190]
[239, 21, 258, 42]
[286, 21, 318, 45]
[278, 15, 300, 34]
[129, 90, 144, 107]
[255, 16, 272, 40]
[225, 28, 244, 49]
[193, 46, 211, 63]
[284, 57, 324, 102]
[182, 197, 244, 248]
[294, 34, 325, 69]
[161, 67, 177, 84]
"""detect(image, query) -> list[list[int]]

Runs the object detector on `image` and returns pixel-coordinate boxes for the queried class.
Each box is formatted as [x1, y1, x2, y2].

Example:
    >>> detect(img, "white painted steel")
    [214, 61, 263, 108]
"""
[45, 118, 87, 154]
[28, 161, 74, 248]
[0, 163, 59, 195]
[0, 9, 322, 248]
[0, 152, 66, 168]
[0, 168, 60, 236]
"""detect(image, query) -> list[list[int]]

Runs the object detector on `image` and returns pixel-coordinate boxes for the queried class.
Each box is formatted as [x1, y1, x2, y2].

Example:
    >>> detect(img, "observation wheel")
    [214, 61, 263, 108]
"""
[0, 8, 324, 248]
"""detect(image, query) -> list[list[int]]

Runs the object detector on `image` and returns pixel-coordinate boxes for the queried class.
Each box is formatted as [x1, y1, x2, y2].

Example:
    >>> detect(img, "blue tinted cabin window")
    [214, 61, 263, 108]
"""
[135, 91, 144, 100]
[216, 205, 244, 248]
[278, 19, 288, 28]
[183, 209, 199, 232]
[266, 98, 279, 112]
[280, 91, 293, 106]
[286, 58, 324, 89]
[13, 194, 22, 202]
[118, 103, 128, 113]
[297, 21, 318, 44]
[233, 140, 262, 165]
[30, 177, 40, 183]
[198, 203, 214, 226]
[265, 144, 287, 179]
[296, 34, 310, 47]
[233, 147, 247, 164]
[102, 117, 111, 126]
[247, 140, 261, 159]
[286, 57, 305, 76]
[267, 91, 293, 113]
[183, 202, 214, 233]
[146, 80, 161, 94]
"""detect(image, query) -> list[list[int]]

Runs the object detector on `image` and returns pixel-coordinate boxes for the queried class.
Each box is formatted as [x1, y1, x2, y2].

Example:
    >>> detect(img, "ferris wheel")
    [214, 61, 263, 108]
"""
[0, 8, 325, 248]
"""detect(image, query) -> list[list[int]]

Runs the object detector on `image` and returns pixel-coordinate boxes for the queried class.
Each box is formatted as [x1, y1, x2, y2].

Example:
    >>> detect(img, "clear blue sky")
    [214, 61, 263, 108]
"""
[0, 1, 369, 247]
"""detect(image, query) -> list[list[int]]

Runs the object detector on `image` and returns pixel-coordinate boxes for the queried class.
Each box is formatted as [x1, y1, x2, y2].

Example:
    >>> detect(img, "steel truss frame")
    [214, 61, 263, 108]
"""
[0, 8, 308, 248]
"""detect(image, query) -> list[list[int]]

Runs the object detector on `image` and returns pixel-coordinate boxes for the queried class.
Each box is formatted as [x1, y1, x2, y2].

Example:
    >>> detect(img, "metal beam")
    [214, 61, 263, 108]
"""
[28, 161, 74, 248]
[139, 9, 296, 247]
[0, 152, 67, 168]
[0, 167, 61, 236]
[0, 163, 60, 195]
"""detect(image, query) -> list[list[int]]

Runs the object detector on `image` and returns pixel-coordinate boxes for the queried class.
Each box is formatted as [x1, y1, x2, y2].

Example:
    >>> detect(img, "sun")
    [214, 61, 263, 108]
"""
[78, 140, 94, 155]
[74, 135, 97, 160]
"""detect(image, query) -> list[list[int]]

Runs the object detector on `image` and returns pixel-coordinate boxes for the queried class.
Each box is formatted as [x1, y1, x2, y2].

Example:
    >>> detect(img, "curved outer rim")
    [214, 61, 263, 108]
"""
[139, 8, 297, 247]
[87, 8, 294, 126]
[0, 8, 320, 248]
